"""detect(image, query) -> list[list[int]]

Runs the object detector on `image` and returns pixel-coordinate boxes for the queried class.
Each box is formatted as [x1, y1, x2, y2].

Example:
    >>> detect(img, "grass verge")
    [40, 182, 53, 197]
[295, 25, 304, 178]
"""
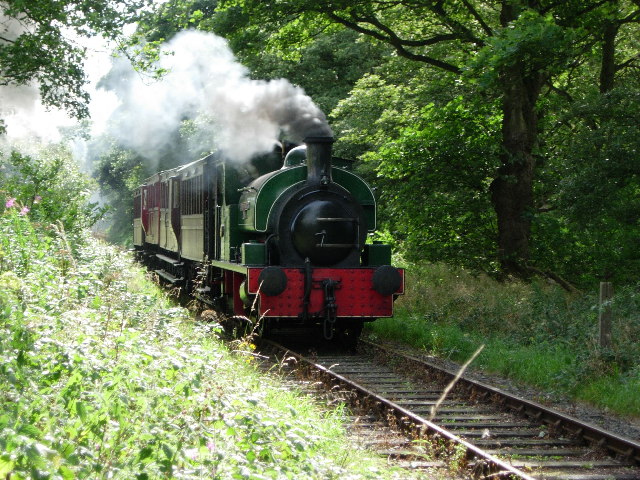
[366, 262, 640, 417]
[0, 211, 429, 479]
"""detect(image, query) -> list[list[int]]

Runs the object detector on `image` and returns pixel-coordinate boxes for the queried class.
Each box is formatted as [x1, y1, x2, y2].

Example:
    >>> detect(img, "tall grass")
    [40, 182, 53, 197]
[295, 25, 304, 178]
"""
[367, 263, 640, 417]
[0, 210, 425, 479]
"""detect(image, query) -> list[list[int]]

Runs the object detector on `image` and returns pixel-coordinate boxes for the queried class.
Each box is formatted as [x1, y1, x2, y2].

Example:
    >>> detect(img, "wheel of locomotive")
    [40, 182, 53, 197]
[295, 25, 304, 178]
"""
[335, 320, 364, 350]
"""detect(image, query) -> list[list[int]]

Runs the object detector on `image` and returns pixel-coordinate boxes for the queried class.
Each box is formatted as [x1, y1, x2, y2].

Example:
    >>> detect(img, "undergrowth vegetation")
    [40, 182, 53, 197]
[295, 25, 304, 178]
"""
[0, 209, 422, 479]
[367, 263, 640, 417]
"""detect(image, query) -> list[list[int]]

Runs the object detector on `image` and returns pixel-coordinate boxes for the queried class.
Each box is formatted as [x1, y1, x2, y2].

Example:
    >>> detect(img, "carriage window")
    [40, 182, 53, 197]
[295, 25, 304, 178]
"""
[161, 182, 169, 209]
[181, 179, 187, 214]
[180, 176, 203, 215]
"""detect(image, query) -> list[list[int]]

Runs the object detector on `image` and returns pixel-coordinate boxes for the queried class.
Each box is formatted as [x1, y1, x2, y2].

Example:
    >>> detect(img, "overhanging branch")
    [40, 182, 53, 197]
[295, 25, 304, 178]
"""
[620, 8, 640, 24]
[325, 11, 462, 74]
[461, 0, 493, 36]
[616, 52, 640, 71]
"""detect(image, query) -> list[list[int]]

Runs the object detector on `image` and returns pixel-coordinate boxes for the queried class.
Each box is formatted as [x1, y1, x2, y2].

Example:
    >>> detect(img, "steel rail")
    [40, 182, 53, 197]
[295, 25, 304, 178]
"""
[359, 339, 640, 467]
[258, 338, 536, 479]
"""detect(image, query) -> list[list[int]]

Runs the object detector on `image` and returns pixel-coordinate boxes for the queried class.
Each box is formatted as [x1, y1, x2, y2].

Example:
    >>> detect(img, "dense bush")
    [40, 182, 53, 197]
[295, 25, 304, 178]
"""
[368, 262, 640, 416]
[0, 146, 105, 234]
[0, 210, 420, 479]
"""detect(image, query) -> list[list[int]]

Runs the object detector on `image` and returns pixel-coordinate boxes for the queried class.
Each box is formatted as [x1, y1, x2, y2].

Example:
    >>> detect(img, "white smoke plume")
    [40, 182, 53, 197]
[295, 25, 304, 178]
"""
[0, 12, 114, 151]
[0, 13, 68, 144]
[102, 30, 332, 164]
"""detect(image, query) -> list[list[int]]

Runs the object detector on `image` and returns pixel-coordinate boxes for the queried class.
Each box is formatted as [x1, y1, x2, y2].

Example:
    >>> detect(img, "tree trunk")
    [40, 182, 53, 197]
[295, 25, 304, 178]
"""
[488, 1, 546, 276]
[600, 19, 618, 93]
[490, 63, 544, 276]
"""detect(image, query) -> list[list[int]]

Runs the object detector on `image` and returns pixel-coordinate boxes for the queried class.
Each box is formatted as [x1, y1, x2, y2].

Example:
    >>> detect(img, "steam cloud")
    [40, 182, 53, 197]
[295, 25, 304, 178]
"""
[0, 13, 110, 149]
[102, 30, 332, 164]
[0, 13, 68, 145]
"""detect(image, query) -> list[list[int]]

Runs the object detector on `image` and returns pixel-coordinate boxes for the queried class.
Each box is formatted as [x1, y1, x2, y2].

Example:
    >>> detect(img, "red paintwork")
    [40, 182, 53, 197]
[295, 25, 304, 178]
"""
[141, 186, 150, 233]
[247, 268, 404, 318]
[155, 181, 161, 238]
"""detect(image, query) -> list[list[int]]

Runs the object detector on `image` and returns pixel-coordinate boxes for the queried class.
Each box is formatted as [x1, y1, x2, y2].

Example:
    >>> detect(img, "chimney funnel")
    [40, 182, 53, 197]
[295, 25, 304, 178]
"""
[304, 136, 333, 187]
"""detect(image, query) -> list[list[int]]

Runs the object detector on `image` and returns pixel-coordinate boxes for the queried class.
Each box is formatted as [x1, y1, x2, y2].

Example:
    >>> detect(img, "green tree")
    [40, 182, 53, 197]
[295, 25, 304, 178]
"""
[218, 0, 640, 277]
[91, 141, 151, 244]
[0, 145, 104, 233]
[332, 64, 501, 270]
[534, 87, 640, 284]
[0, 0, 148, 119]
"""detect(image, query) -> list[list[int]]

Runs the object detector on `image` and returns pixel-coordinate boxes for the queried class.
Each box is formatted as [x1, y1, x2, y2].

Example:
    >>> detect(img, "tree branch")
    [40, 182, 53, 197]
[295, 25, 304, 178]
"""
[460, 0, 493, 36]
[351, 12, 460, 47]
[325, 11, 462, 74]
[542, 0, 609, 19]
[616, 52, 640, 71]
[526, 265, 582, 294]
[545, 80, 574, 102]
[620, 8, 640, 24]
[426, 0, 486, 45]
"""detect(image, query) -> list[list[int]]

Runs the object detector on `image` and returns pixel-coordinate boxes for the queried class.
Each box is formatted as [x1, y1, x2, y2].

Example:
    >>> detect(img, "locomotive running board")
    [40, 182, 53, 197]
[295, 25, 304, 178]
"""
[156, 253, 183, 267]
[154, 269, 184, 285]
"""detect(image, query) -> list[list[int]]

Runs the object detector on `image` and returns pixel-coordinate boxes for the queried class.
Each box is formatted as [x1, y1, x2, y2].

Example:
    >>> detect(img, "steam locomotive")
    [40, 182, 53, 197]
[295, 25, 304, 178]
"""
[133, 136, 403, 344]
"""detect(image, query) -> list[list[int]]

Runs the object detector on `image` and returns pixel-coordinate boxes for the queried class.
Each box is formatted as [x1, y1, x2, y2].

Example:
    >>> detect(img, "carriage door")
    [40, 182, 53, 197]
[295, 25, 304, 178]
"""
[203, 157, 219, 261]
[141, 186, 150, 234]
[170, 176, 181, 244]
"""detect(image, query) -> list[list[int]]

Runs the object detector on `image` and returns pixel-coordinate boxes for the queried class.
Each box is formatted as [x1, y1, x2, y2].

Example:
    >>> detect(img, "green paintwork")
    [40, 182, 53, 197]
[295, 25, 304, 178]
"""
[242, 242, 266, 266]
[209, 259, 248, 274]
[362, 243, 392, 266]
[333, 168, 376, 231]
[238, 165, 376, 233]
[238, 166, 306, 232]
[220, 205, 241, 262]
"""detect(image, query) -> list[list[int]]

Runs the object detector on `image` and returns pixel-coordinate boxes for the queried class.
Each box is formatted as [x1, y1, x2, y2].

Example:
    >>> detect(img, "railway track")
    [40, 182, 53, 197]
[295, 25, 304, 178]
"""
[257, 338, 640, 479]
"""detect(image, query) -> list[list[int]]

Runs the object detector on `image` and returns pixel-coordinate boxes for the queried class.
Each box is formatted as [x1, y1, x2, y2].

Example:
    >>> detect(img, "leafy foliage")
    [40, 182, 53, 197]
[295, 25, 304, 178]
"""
[331, 64, 501, 270]
[0, 146, 105, 234]
[378, 101, 500, 269]
[0, 0, 149, 118]
[468, 10, 577, 89]
[524, 85, 640, 284]
[0, 213, 417, 479]
[91, 143, 149, 244]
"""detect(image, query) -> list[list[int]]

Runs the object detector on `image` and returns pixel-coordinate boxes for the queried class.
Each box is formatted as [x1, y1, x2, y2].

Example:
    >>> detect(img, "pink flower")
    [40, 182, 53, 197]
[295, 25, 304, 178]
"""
[183, 448, 198, 460]
[34, 195, 42, 204]
[5, 198, 16, 208]
[19, 206, 29, 216]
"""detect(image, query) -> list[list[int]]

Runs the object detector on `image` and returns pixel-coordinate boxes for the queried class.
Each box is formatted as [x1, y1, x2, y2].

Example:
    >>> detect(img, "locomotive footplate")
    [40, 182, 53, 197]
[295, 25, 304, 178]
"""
[246, 267, 404, 319]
